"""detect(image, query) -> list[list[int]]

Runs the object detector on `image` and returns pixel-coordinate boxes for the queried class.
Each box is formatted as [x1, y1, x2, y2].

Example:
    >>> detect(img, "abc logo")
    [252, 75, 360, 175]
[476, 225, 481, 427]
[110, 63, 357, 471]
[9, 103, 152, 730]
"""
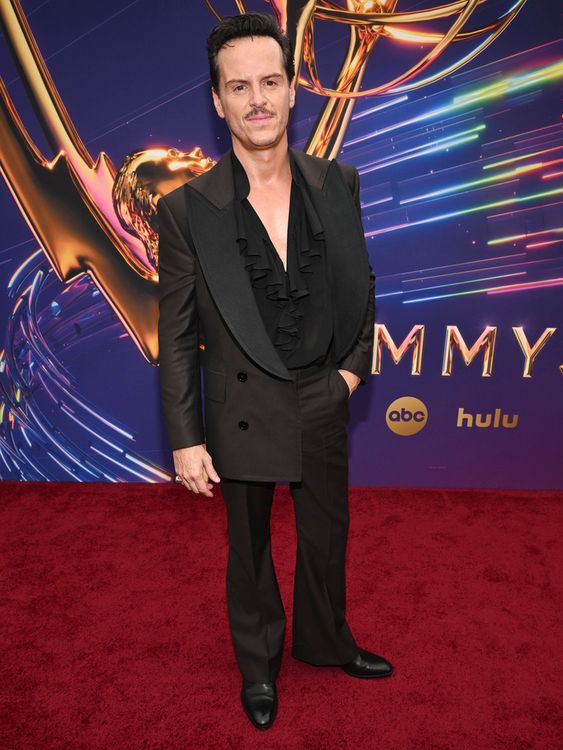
[386, 397, 428, 436]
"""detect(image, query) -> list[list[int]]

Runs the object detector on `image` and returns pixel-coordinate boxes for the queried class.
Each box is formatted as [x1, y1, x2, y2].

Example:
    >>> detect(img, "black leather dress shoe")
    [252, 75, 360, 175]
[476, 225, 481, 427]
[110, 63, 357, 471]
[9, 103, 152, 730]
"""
[240, 681, 278, 729]
[340, 647, 394, 678]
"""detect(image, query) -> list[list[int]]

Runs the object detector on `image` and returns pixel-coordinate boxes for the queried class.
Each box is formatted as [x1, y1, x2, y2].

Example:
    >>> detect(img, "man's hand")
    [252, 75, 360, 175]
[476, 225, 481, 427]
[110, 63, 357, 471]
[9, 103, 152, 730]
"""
[337, 369, 361, 397]
[173, 444, 221, 497]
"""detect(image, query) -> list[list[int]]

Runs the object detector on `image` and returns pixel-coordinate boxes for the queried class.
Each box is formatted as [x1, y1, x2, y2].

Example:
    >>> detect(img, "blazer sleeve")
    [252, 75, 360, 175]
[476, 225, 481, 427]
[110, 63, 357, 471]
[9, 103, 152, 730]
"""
[157, 193, 205, 450]
[336, 166, 376, 386]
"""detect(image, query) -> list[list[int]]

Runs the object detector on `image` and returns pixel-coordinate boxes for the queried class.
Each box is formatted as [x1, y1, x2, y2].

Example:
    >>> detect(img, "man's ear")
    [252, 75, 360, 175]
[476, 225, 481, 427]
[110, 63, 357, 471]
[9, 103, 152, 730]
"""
[288, 77, 296, 109]
[211, 87, 225, 119]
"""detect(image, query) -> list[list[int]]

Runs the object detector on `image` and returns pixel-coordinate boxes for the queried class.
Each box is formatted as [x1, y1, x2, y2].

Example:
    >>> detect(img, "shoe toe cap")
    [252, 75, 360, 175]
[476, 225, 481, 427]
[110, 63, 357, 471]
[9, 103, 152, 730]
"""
[253, 707, 273, 725]
[342, 648, 394, 677]
[241, 683, 277, 728]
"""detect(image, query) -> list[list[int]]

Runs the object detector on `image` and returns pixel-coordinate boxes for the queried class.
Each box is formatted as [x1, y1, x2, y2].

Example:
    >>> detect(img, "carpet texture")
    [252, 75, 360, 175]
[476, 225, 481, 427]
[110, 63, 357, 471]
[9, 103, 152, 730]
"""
[1, 481, 562, 749]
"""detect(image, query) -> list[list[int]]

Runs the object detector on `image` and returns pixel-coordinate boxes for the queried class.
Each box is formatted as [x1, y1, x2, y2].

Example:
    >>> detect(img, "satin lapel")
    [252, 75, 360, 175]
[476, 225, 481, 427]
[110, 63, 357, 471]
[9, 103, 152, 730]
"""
[183, 151, 292, 380]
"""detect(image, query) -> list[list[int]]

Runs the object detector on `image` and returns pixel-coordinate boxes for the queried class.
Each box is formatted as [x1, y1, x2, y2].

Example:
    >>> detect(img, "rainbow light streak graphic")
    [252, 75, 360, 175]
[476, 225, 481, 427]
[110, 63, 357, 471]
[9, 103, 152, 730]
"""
[362, 196, 394, 208]
[345, 49, 562, 314]
[59, 402, 133, 452]
[7, 249, 43, 290]
[526, 240, 562, 249]
[0, 452, 11, 473]
[378, 253, 526, 282]
[361, 125, 485, 174]
[403, 276, 563, 303]
[345, 61, 563, 148]
[349, 38, 563, 308]
[45, 450, 81, 480]
[124, 453, 171, 480]
[26, 403, 101, 477]
[54, 378, 135, 438]
[377, 271, 526, 298]
[366, 186, 563, 237]
[482, 145, 563, 170]
[21, 452, 52, 479]
[1, 258, 173, 481]
[404, 271, 525, 293]
[89, 444, 159, 482]
[401, 256, 528, 281]
[400, 158, 563, 205]
[19, 424, 32, 447]
[488, 228, 563, 245]
[453, 61, 563, 106]
[351, 95, 409, 120]
[487, 277, 563, 294]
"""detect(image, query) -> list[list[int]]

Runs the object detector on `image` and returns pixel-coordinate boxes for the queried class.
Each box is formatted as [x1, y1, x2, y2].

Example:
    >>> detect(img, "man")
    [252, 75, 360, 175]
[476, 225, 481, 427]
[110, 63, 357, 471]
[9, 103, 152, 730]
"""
[157, 12, 393, 731]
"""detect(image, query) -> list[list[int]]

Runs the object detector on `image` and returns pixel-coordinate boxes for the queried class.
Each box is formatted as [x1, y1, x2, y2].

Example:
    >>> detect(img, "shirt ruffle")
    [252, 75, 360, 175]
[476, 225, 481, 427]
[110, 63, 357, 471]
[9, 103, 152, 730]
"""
[231, 154, 325, 354]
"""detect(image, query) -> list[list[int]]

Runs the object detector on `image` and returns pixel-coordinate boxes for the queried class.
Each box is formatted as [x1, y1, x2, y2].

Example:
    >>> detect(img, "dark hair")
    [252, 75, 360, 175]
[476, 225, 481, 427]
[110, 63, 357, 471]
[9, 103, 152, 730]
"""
[206, 12, 295, 93]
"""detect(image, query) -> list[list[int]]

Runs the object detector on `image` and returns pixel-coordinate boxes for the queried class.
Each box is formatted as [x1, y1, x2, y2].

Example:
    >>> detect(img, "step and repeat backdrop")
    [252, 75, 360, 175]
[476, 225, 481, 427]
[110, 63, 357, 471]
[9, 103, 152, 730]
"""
[0, 1, 561, 488]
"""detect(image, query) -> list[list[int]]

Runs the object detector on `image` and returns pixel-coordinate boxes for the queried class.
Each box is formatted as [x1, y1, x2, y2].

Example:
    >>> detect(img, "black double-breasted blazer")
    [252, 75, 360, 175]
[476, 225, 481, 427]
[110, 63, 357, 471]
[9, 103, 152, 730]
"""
[157, 145, 376, 481]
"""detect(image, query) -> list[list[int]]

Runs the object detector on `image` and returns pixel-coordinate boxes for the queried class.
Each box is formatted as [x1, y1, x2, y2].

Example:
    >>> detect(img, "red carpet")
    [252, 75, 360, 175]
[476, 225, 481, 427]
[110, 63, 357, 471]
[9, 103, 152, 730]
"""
[1, 481, 562, 749]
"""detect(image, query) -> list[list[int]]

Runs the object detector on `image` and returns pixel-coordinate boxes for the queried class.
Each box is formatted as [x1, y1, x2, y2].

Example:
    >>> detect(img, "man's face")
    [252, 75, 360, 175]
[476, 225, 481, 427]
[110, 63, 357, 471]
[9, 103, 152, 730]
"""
[211, 35, 295, 150]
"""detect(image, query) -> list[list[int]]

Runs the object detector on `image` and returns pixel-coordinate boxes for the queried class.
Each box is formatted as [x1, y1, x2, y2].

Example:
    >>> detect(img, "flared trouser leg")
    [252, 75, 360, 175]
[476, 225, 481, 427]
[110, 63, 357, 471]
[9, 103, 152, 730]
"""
[221, 478, 286, 683]
[289, 364, 359, 665]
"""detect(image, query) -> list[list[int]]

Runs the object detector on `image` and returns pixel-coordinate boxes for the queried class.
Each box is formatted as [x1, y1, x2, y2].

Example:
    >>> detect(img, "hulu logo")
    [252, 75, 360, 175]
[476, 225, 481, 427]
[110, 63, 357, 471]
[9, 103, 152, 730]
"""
[456, 407, 519, 429]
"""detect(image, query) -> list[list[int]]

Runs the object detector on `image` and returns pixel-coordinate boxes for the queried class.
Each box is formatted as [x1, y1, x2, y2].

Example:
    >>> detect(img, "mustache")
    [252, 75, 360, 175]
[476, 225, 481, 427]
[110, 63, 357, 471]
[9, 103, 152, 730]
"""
[246, 110, 275, 119]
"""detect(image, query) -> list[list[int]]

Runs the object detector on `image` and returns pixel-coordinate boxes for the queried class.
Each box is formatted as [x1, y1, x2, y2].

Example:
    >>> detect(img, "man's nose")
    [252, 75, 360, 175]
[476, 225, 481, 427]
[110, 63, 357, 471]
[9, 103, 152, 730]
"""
[248, 83, 267, 108]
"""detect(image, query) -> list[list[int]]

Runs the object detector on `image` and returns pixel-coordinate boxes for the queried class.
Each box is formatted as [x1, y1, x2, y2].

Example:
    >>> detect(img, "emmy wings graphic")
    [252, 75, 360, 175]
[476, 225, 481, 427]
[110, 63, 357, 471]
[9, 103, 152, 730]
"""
[0, 0, 530, 480]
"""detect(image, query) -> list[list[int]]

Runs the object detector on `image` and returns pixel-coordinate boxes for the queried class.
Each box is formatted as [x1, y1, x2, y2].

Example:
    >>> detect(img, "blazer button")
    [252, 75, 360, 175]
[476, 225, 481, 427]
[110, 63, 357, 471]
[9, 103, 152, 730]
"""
[238, 420, 249, 430]
[237, 371, 248, 382]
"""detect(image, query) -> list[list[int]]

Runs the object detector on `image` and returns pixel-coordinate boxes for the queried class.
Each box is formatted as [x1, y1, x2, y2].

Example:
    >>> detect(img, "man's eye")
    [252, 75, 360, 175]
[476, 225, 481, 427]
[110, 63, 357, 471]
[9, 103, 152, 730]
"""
[234, 85, 245, 92]
[265, 80, 277, 86]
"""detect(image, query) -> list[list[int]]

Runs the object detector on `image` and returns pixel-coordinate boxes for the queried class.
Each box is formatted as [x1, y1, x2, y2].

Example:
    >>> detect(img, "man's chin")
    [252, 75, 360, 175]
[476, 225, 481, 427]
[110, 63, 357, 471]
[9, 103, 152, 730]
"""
[242, 129, 285, 149]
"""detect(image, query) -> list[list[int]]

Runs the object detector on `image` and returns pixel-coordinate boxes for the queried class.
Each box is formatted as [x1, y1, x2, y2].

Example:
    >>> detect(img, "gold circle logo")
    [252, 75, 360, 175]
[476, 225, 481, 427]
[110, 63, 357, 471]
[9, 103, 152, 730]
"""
[385, 397, 428, 436]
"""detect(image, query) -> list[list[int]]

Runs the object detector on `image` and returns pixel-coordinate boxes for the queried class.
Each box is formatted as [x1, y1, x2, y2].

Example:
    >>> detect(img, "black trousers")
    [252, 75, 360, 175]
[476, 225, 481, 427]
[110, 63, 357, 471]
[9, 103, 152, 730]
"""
[220, 357, 359, 683]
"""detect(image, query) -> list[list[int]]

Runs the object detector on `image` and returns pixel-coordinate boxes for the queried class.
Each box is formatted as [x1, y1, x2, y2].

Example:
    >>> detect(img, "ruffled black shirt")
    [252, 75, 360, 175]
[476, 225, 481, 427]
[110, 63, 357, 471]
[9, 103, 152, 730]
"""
[231, 148, 333, 369]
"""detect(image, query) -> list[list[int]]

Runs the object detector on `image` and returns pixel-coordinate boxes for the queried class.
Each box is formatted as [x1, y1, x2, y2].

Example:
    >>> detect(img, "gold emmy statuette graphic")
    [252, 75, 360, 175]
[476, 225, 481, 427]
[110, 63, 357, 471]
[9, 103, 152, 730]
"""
[266, 0, 526, 157]
[0, 0, 214, 365]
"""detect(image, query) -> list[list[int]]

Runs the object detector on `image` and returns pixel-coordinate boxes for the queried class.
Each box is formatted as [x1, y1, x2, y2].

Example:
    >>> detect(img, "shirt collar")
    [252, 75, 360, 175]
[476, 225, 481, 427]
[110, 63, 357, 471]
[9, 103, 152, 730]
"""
[231, 147, 303, 201]
[230, 146, 324, 239]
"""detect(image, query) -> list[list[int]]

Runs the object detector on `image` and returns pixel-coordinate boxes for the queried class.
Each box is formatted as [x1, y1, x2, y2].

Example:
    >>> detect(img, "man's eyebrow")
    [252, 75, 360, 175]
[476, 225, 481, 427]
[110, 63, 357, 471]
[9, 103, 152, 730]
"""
[225, 73, 284, 86]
